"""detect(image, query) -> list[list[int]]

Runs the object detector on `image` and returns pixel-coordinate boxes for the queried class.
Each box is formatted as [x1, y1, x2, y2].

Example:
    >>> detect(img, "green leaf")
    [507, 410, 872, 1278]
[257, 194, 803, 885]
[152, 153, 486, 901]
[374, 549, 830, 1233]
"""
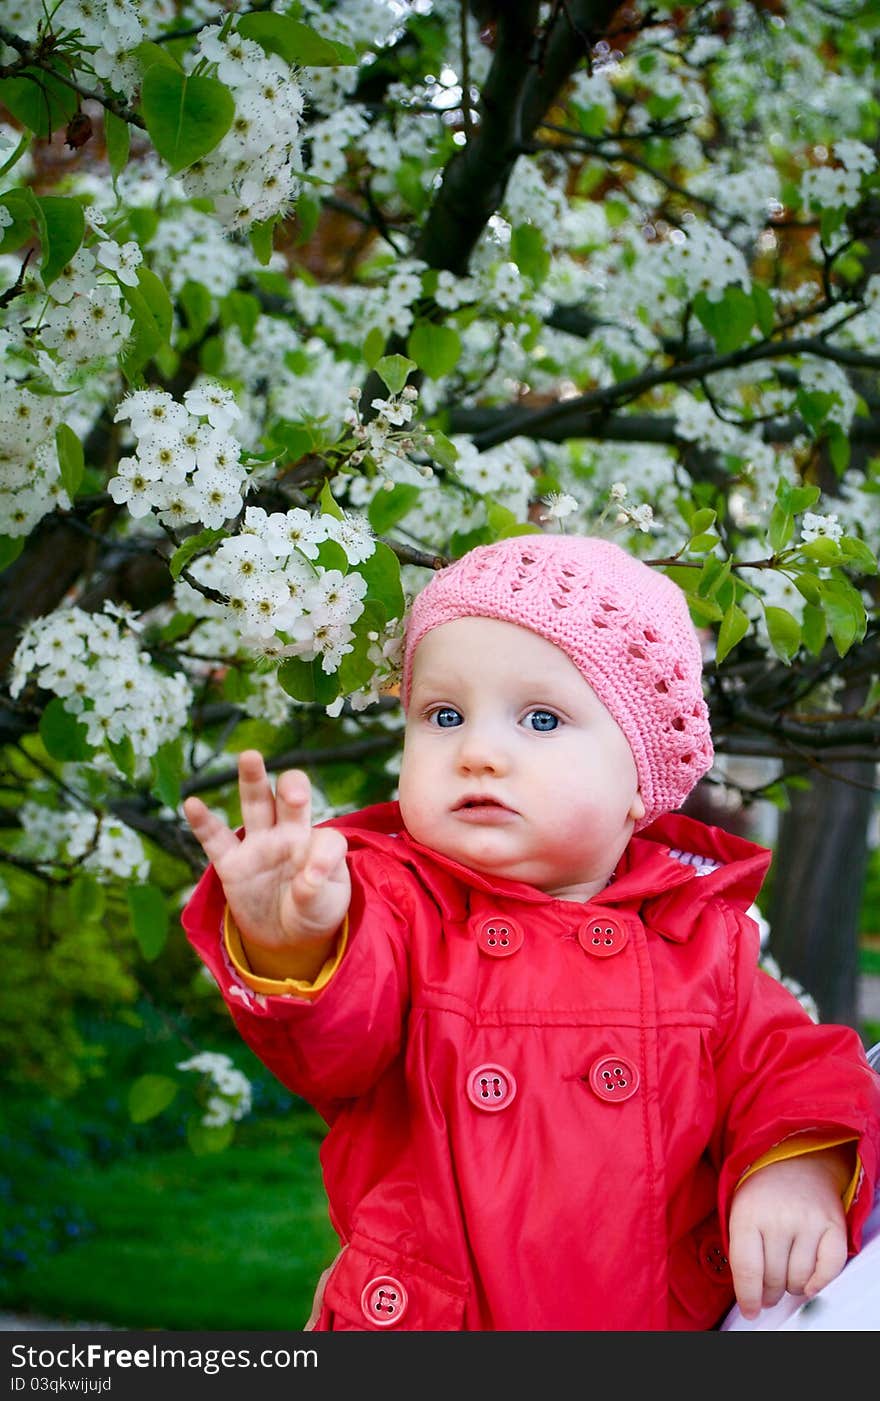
[394, 158, 429, 214]
[764, 605, 801, 664]
[768, 502, 793, 552]
[319, 479, 345, 521]
[0, 187, 38, 255]
[799, 538, 843, 566]
[827, 425, 850, 475]
[358, 540, 404, 621]
[820, 577, 866, 656]
[791, 570, 822, 605]
[140, 66, 235, 174]
[573, 101, 608, 138]
[132, 41, 182, 75]
[693, 286, 756, 354]
[293, 192, 321, 245]
[104, 109, 131, 180]
[186, 1116, 234, 1155]
[509, 224, 550, 284]
[362, 327, 386, 368]
[55, 424, 84, 500]
[127, 883, 170, 961]
[179, 279, 214, 342]
[426, 429, 459, 469]
[277, 657, 339, 706]
[34, 196, 85, 287]
[0, 537, 25, 571]
[219, 289, 261, 345]
[69, 874, 106, 925]
[687, 532, 719, 553]
[406, 320, 461, 380]
[795, 387, 837, 438]
[839, 537, 878, 573]
[337, 601, 386, 693]
[107, 734, 136, 781]
[0, 131, 30, 180]
[0, 65, 78, 138]
[696, 556, 731, 599]
[236, 14, 357, 65]
[248, 217, 277, 267]
[152, 738, 184, 809]
[776, 480, 821, 514]
[314, 538, 349, 573]
[129, 1074, 178, 1124]
[683, 592, 724, 624]
[120, 268, 173, 379]
[368, 482, 421, 533]
[751, 283, 775, 337]
[485, 503, 540, 539]
[801, 602, 827, 656]
[39, 698, 92, 762]
[135, 266, 174, 341]
[169, 528, 226, 581]
[689, 507, 717, 535]
[374, 355, 416, 396]
[715, 602, 750, 664]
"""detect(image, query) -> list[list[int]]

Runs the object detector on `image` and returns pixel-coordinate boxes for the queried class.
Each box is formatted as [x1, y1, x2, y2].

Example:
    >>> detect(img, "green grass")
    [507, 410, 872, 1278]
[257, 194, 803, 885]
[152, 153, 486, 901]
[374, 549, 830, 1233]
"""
[1, 1111, 339, 1330]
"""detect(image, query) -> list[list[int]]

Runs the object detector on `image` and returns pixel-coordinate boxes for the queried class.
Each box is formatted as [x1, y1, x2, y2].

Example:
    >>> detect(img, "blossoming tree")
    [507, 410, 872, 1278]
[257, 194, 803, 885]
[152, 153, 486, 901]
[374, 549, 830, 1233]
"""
[1, 0, 878, 1131]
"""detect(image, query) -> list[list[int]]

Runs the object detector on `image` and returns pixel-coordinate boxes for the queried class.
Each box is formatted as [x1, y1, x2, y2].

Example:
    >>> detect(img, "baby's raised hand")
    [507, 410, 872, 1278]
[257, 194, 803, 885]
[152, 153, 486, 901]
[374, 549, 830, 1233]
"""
[183, 750, 350, 978]
[726, 1148, 851, 1319]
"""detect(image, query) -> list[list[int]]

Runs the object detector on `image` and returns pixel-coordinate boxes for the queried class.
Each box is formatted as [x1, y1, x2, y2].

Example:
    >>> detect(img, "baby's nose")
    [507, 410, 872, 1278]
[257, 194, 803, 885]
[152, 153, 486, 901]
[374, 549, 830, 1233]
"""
[456, 726, 509, 774]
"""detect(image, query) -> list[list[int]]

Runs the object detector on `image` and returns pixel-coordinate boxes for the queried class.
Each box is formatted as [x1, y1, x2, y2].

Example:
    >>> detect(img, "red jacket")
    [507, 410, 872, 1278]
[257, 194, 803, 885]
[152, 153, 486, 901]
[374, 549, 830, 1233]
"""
[182, 805, 880, 1331]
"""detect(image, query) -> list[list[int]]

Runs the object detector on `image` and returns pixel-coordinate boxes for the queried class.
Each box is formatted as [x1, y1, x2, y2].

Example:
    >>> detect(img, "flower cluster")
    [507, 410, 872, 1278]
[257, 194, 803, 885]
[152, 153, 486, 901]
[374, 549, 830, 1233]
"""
[37, 243, 135, 373]
[177, 1051, 253, 1128]
[10, 603, 192, 768]
[109, 385, 247, 529]
[800, 140, 877, 213]
[0, 377, 69, 536]
[180, 24, 304, 231]
[801, 512, 843, 544]
[345, 384, 437, 480]
[19, 800, 149, 881]
[188, 505, 375, 670]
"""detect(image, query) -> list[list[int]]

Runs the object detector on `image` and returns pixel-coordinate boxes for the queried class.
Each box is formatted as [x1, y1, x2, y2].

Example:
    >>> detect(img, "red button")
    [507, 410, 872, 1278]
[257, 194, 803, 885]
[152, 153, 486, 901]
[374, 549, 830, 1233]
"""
[360, 1275, 408, 1326]
[577, 911, 628, 958]
[698, 1234, 732, 1281]
[473, 914, 524, 958]
[467, 1063, 517, 1111]
[587, 1054, 640, 1102]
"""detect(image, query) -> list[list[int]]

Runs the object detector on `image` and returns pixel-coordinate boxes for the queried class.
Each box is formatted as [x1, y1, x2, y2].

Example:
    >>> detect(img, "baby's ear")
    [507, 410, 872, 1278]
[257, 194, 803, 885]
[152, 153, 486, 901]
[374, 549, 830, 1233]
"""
[629, 791, 646, 824]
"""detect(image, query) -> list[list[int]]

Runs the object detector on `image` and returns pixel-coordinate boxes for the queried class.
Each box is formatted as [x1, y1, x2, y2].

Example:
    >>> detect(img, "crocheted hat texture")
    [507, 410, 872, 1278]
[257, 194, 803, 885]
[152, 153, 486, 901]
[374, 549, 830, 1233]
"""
[401, 534, 714, 829]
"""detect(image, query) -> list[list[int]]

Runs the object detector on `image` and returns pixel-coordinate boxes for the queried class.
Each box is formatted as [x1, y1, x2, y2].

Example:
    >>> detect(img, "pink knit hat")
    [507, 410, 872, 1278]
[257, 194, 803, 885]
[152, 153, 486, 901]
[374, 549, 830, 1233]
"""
[400, 534, 714, 829]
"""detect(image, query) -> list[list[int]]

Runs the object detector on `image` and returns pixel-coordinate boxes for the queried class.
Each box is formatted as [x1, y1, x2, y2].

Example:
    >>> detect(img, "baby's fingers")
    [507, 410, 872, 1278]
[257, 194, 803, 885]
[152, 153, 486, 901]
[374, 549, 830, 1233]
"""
[802, 1223, 847, 1299]
[275, 767, 314, 834]
[728, 1228, 767, 1319]
[298, 826, 349, 892]
[289, 827, 350, 926]
[182, 795, 240, 866]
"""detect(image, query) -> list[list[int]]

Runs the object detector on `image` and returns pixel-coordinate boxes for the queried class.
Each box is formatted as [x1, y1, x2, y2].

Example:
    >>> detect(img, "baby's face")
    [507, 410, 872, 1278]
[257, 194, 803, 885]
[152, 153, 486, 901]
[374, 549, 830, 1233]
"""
[398, 617, 645, 901]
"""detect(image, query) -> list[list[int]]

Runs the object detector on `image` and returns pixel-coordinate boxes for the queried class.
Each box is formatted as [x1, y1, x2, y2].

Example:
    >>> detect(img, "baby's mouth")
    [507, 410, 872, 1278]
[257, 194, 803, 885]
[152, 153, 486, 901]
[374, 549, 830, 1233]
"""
[454, 796, 513, 812]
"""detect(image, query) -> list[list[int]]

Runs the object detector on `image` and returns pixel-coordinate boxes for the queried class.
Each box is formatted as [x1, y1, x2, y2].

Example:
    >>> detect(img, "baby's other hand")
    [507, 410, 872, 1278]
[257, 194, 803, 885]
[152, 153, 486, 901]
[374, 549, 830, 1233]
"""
[727, 1148, 852, 1319]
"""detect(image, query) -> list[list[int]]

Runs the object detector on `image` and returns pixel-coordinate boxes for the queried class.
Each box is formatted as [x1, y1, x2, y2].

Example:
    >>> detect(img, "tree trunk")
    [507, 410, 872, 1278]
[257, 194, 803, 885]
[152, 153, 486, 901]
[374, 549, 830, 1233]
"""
[768, 724, 873, 1030]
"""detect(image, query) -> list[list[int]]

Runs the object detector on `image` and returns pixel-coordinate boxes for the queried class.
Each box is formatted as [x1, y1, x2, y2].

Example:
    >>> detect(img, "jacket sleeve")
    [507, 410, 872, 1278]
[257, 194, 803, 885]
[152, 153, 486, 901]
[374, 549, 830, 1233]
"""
[180, 845, 414, 1110]
[709, 901, 880, 1254]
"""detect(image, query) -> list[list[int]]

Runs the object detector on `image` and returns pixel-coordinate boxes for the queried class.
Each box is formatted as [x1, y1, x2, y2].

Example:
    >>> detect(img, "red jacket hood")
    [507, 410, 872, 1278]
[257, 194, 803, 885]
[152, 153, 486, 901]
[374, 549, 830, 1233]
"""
[322, 802, 772, 943]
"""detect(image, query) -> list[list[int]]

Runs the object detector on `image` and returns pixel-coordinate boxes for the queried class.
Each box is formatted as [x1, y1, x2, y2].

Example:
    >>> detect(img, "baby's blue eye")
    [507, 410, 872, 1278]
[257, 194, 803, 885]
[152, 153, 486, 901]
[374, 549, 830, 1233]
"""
[432, 707, 463, 728]
[524, 710, 559, 732]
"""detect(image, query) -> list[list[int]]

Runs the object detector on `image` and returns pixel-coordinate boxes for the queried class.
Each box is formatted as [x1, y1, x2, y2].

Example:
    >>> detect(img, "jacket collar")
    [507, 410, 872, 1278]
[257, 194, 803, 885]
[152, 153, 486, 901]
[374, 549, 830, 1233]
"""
[325, 802, 772, 940]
